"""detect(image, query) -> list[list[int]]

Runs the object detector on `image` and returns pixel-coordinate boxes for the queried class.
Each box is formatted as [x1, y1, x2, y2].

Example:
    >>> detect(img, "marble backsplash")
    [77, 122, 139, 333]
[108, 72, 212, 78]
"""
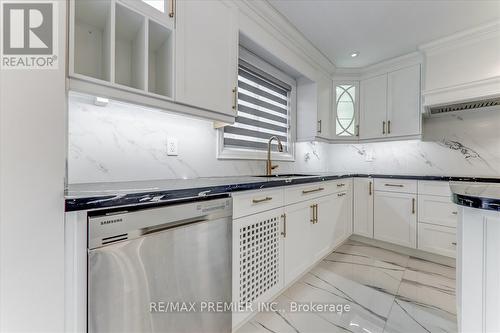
[328, 111, 500, 177]
[68, 93, 329, 183]
[68, 92, 500, 184]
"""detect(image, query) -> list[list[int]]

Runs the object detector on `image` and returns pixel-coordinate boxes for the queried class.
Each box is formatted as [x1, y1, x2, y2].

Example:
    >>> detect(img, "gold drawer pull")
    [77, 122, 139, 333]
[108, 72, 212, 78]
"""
[385, 183, 404, 187]
[302, 187, 324, 194]
[452, 211, 458, 215]
[452, 242, 457, 246]
[336, 183, 345, 187]
[337, 192, 346, 197]
[252, 196, 272, 203]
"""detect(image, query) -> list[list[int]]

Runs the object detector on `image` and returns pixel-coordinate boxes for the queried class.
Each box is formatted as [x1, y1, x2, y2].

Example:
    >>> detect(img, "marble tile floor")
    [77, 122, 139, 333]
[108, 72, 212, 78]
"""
[237, 240, 457, 333]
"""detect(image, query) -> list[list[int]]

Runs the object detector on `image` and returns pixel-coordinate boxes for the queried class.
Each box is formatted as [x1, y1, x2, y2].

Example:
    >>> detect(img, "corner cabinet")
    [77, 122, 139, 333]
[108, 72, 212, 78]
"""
[68, 0, 238, 123]
[175, 0, 238, 117]
[353, 178, 374, 238]
[359, 64, 421, 141]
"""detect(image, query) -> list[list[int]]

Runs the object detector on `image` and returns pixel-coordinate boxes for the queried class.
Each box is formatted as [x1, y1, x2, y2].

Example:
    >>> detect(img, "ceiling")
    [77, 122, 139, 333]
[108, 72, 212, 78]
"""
[268, 0, 500, 68]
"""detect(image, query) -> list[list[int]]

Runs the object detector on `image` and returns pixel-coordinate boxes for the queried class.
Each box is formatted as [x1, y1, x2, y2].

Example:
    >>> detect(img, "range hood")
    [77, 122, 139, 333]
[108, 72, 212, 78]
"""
[427, 97, 500, 117]
[422, 77, 500, 118]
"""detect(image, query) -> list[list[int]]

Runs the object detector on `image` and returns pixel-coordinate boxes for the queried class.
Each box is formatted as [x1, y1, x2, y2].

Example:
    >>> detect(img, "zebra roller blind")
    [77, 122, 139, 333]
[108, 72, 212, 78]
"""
[223, 60, 291, 152]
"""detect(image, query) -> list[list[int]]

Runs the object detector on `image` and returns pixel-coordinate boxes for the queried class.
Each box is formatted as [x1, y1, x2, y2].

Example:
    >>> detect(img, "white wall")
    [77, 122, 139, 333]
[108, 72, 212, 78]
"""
[0, 2, 66, 332]
[68, 93, 330, 183]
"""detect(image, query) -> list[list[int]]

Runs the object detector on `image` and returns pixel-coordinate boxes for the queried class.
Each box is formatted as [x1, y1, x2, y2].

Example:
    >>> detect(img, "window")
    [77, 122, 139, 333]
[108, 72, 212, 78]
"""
[335, 83, 358, 137]
[141, 0, 165, 13]
[219, 48, 296, 160]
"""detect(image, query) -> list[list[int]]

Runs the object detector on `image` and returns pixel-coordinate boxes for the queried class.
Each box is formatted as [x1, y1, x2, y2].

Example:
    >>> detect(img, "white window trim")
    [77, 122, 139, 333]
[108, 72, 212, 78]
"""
[332, 80, 360, 141]
[217, 47, 297, 161]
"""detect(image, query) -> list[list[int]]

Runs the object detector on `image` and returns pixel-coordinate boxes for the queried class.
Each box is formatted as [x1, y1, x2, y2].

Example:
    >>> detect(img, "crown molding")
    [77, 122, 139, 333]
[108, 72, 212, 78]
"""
[418, 20, 500, 55]
[332, 51, 423, 80]
[235, 0, 336, 76]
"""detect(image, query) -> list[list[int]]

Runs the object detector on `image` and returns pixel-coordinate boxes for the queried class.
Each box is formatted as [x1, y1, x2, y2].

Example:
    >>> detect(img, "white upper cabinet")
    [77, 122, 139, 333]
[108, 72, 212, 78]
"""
[359, 74, 388, 140]
[69, 0, 238, 123]
[175, 0, 238, 117]
[332, 82, 359, 141]
[358, 64, 421, 141]
[297, 76, 332, 141]
[387, 64, 421, 137]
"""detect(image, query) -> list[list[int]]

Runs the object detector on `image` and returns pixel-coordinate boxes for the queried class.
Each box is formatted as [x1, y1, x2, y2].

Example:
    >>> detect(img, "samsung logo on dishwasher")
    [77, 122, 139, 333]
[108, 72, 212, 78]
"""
[100, 218, 123, 226]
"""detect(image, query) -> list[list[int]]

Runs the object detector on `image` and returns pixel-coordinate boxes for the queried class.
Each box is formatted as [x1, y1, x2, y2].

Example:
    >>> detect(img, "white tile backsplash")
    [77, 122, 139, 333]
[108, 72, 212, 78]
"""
[68, 93, 500, 184]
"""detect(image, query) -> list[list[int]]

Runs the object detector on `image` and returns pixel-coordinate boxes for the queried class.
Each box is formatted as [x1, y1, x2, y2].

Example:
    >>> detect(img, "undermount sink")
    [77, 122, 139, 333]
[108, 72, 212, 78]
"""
[254, 173, 317, 178]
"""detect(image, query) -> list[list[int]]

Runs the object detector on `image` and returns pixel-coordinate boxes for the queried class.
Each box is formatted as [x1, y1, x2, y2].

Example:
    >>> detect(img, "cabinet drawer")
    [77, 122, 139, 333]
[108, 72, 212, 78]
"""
[418, 180, 452, 197]
[284, 180, 350, 206]
[418, 195, 458, 228]
[418, 223, 456, 258]
[232, 188, 284, 219]
[374, 178, 417, 194]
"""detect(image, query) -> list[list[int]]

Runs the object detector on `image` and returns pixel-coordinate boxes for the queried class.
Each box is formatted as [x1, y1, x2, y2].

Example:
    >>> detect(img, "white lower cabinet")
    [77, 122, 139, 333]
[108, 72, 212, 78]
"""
[418, 222, 456, 258]
[374, 191, 417, 248]
[416, 181, 457, 258]
[232, 181, 353, 329]
[458, 207, 500, 332]
[331, 190, 353, 248]
[353, 178, 374, 238]
[283, 200, 314, 286]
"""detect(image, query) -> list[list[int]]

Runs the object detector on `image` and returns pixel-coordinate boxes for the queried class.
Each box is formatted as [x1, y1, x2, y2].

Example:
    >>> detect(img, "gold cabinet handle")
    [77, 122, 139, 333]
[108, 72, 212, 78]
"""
[412, 198, 415, 214]
[452, 211, 458, 215]
[382, 121, 386, 135]
[337, 192, 346, 197]
[232, 87, 237, 111]
[452, 242, 457, 246]
[355, 124, 359, 137]
[336, 183, 345, 188]
[317, 120, 322, 133]
[168, 0, 175, 18]
[302, 187, 324, 194]
[252, 196, 272, 203]
[369, 182, 372, 196]
[314, 204, 318, 224]
[385, 183, 404, 187]
[387, 120, 391, 134]
[281, 213, 287, 238]
[310, 204, 316, 224]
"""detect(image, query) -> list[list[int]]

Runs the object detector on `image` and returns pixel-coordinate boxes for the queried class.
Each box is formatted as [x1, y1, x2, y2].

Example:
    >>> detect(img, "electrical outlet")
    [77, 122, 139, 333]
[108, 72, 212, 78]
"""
[167, 138, 178, 156]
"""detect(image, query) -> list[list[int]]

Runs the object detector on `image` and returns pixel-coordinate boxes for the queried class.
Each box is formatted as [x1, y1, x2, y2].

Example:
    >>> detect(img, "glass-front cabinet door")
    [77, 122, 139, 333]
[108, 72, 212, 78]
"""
[333, 81, 359, 141]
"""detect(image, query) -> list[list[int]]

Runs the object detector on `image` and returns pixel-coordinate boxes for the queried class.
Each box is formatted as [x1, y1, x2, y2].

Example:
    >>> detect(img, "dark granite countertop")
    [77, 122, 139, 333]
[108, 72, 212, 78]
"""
[450, 182, 500, 212]
[65, 174, 500, 212]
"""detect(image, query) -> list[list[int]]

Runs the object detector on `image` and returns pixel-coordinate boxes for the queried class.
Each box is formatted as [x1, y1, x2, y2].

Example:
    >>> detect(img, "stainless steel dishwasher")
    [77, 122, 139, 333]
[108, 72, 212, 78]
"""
[87, 196, 232, 333]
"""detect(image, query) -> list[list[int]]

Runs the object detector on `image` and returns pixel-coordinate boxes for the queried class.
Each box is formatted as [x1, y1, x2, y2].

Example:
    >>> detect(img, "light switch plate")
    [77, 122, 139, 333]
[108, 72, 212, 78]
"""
[167, 137, 178, 156]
